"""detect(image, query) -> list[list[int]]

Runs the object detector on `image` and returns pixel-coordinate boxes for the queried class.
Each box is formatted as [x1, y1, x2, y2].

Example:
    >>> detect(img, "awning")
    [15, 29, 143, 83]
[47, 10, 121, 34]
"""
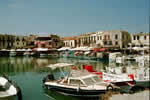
[99, 48, 106, 51]
[58, 47, 71, 51]
[33, 48, 48, 51]
[93, 48, 99, 52]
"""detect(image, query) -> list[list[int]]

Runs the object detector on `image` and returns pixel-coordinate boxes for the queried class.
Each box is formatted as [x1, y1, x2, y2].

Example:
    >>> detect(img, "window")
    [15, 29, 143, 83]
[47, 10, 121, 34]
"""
[71, 42, 72, 47]
[115, 41, 118, 45]
[69, 79, 84, 85]
[144, 36, 147, 40]
[115, 34, 118, 39]
[100, 36, 102, 40]
[17, 42, 19, 45]
[94, 36, 96, 41]
[109, 41, 112, 45]
[122, 35, 124, 39]
[97, 36, 99, 40]
[137, 36, 140, 40]
[108, 35, 110, 40]
[104, 35, 107, 40]
[133, 36, 136, 40]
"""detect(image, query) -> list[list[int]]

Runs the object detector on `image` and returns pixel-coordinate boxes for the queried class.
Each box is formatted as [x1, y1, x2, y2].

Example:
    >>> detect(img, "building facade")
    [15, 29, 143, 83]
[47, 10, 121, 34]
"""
[34, 35, 62, 48]
[13, 36, 27, 49]
[0, 34, 15, 49]
[61, 37, 77, 48]
[131, 32, 149, 47]
[96, 30, 131, 49]
[76, 32, 96, 47]
[75, 30, 131, 49]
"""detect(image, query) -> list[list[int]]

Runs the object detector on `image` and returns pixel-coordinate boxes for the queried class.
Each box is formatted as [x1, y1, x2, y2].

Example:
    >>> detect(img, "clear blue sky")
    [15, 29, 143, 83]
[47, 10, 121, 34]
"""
[0, 0, 149, 36]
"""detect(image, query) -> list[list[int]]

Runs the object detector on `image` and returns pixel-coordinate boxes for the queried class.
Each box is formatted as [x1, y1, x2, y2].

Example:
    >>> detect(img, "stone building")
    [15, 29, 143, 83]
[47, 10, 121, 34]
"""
[34, 35, 62, 49]
[96, 30, 131, 49]
[61, 37, 77, 48]
[76, 32, 96, 47]
[75, 30, 131, 49]
[13, 36, 27, 49]
[25, 35, 38, 48]
[0, 34, 15, 49]
[131, 32, 149, 47]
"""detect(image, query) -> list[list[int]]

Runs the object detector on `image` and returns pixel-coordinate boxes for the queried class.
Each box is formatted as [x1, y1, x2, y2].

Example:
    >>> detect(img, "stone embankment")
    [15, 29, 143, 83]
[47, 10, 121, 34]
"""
[110, 90, 149, 100]
[100, 90, 149, 100]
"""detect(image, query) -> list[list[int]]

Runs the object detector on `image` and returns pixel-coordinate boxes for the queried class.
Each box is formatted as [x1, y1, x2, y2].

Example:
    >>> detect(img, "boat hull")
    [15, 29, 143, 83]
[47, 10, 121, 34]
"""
[135, 80, 150, 88]
[43, 84, 107, 97]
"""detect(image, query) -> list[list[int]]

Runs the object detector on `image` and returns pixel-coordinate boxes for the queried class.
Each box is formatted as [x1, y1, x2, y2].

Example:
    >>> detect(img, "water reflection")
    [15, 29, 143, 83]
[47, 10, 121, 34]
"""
[0, 57, 108, 75]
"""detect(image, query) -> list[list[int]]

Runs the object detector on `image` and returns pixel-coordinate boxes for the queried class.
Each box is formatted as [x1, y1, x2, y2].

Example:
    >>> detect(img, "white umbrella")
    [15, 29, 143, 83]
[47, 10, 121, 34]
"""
[36, 48, 48, 51]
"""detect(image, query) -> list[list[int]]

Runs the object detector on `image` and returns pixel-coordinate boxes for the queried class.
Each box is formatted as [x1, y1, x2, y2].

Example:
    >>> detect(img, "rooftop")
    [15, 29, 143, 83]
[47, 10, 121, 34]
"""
[61, 37, 77, 40]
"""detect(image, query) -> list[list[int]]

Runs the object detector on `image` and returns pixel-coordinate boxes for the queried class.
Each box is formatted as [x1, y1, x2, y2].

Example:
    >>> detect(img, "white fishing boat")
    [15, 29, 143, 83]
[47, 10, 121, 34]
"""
[42, 63, 119, 97]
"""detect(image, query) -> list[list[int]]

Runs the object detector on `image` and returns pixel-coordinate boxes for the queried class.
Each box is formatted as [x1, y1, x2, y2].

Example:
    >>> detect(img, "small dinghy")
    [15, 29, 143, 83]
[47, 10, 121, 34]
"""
[0, 76, 22, 99]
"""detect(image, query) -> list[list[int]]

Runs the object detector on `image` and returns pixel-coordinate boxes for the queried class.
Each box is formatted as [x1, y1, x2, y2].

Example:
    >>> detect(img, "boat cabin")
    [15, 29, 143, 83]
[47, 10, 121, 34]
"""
[59, 70, 103, 86]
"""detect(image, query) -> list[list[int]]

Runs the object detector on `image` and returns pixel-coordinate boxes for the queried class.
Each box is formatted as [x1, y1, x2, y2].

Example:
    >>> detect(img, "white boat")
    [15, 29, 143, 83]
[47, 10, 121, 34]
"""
[42, 63, 119, 97]
[134, 67, 149, 88]
[40, 53, 48, 57]
[109, 52, 122, 62]
[0, 76, 18, 98]
[83, 65, 134, 93]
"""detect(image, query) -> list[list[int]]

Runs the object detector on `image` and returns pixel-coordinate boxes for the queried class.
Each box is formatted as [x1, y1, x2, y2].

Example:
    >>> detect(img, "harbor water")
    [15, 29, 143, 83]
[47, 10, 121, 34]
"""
[0, 57, 147, 100]
[0, 57, 109, 100]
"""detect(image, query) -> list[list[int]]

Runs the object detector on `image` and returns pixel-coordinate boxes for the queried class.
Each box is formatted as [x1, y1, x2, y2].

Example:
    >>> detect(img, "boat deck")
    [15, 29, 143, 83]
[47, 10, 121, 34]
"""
[0, 91, 11, 98]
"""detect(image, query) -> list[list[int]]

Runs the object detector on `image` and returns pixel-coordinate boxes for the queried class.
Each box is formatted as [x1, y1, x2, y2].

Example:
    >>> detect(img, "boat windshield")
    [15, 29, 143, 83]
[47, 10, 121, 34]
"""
[69, 79, 84, 85]
[83, 78, 95, 85]
[83, 76, 102, 85]
[92, 76, 102, 82]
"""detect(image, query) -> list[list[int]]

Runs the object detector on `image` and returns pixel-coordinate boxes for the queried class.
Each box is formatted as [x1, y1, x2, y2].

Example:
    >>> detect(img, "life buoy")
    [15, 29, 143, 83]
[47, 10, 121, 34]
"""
[106, 85, 113, 91]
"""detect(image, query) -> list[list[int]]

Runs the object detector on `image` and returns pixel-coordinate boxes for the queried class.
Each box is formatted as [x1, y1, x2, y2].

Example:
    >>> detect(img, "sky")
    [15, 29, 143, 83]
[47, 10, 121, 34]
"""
[0, 0, 149, 37]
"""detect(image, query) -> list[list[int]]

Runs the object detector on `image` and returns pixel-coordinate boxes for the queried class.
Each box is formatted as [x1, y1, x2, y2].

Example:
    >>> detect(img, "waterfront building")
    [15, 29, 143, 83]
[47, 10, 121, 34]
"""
[34, 35, 62, 48]
[13, 36, 27, 49]
[76, 32, 96, 47]
[95, 31, 103, 47]
[0, 34, 15, 49]
[76, 30, 131, 49]
[25, 35, 38, 48]
[96, 30, 131, 49]
[61, 37, 77, 48]
[131, 32, 149, 47]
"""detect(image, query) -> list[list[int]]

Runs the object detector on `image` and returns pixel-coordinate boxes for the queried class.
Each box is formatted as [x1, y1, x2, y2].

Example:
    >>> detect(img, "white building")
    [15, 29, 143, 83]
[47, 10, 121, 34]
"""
[131, 33, 149, 47]
[61, 37, 77, 48]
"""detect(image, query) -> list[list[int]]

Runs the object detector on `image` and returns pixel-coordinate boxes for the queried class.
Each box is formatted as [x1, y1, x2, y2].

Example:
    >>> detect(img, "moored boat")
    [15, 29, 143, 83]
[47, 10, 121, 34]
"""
[42, 63, 119, 98]
[0, 75, 22, 99]
[83, 65, 134, 93]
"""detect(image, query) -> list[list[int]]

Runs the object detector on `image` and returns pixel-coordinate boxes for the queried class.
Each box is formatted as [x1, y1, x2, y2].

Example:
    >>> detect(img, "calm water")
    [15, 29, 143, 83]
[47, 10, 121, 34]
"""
[0, 57, 109, 100]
